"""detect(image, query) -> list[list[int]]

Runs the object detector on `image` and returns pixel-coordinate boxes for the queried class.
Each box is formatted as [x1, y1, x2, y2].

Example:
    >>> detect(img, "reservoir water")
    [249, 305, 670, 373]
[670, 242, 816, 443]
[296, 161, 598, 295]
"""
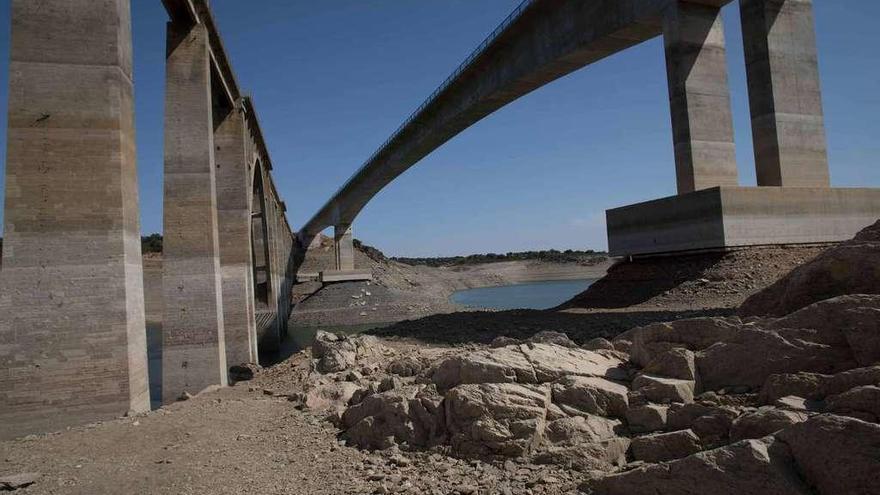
[450, 279, 596, 310]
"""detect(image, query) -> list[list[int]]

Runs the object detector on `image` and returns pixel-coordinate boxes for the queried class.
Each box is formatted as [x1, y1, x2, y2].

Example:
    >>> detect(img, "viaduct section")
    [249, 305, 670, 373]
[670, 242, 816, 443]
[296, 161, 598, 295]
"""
[0, 0, 296, 438]
[302, 0, 880, 263]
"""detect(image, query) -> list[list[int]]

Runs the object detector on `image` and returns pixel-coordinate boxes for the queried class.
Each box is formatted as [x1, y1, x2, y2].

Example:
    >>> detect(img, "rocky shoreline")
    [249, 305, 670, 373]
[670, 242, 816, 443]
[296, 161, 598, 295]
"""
[1, 221, 877, 494]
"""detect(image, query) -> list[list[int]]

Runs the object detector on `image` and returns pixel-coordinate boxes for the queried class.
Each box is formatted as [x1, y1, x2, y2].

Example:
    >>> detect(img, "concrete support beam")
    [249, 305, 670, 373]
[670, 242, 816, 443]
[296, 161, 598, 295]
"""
[161, 21, 227, 403]
[215, 105, 258, 367]
[663, 1, 739, 194]
[0, 0, 149, 439]
[334, 225, 355, 271]
[607, 186, 880, 256]
[741, 0, 829, 187]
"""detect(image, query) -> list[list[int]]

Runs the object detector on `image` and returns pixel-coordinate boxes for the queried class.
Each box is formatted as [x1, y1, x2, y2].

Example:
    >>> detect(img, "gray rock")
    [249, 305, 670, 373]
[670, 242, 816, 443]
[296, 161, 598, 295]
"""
[739, 218, 880, 317]
[825, 385, 880, 422]
[631, 374, 694, 404]
[625, 318, 740, 368]
[776, 414, 880, 495]
[528, 331, 577, 348]
[445, 383, 550, 457]
[642, 348, 696, 382]
[303, 381, 361, 413]
[585, 437, 811, 495]
[730, 408, 807, 442]
[666, 403, 738, 448]
[761, 366, 880, 405]
[695, 325, 853, 391]
[342, 385, 444, 450]
[387, 355, 424, 377]
[551, 376, 629, 418]
[583, 338, 615, 351]
[543, 415, 620, 446]
[630, 429, 702, 463]
[313, 331, 386, 373]
[432, 344, 624, 390]
[626, 404, 668, 433]
[0, 473, 39, 491]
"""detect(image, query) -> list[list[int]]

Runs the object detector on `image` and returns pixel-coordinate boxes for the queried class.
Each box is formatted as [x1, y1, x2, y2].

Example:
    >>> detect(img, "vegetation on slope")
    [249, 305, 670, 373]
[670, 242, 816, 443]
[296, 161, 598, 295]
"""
[392, 249, 608, 267]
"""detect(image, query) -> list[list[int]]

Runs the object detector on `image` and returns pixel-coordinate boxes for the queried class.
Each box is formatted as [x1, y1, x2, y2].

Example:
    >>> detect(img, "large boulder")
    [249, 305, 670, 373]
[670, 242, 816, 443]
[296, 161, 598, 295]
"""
[759, 365, 880, 404]
[626, 404, 668, 433]
[444, 382, 551, 457]
[695, 324, 854, 391]
[519, 343, 628, 383]
[767, 294, 880, 366]
[432, 345, 536, 389]
[432, 343, 625, 390]
[551, 376, 629, 418]
[312, 331, 386, 373]
[622, 318, 740, 368]
[585, 437, 812, 495]
[341, 385, 444, 450]
[824, 385, 880, 422]
[631, 374, 695, 404]
[776, 414, 880, 495]
[729, 408, 808, 442]
[666, 403, 739, 449]
[630, 429, 702, 463]
[739, 219, 880, 317]
[303, 381, 361, 413]
[535, 406, 630, 472]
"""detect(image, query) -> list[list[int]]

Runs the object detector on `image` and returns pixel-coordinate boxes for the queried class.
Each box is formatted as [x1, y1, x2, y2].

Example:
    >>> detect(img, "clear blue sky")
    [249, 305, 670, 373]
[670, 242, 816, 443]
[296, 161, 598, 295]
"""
[0, 1, 878, 256]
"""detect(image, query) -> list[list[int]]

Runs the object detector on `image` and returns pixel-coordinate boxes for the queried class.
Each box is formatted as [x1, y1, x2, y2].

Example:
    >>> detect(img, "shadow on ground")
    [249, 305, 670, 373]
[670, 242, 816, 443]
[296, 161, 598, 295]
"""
[559, 252, 727, 309]
[368, 307, 734, 346]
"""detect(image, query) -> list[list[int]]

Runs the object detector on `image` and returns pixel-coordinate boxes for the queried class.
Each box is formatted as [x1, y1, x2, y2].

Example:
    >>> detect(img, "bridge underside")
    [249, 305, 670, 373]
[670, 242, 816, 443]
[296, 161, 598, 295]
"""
[303, 0, 879, 261]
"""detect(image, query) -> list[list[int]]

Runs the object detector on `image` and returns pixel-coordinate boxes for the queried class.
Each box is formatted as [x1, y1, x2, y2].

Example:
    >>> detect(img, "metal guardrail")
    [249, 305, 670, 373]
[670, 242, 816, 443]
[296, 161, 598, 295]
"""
[316, 0, 537, 221]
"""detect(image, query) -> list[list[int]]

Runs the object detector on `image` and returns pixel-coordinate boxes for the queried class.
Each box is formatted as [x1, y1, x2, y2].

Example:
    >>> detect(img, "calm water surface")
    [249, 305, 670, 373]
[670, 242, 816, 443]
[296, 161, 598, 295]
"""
[451, 279, 596, 310]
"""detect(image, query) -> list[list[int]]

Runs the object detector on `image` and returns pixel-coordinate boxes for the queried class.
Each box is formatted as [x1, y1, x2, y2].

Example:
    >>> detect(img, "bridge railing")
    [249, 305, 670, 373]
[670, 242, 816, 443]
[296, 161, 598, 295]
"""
[323, 0, 537, 210]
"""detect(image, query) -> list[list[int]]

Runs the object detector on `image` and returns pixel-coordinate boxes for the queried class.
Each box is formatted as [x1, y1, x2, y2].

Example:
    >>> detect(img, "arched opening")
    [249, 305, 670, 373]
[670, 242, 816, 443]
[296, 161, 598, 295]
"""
[250, 161, 273, 310]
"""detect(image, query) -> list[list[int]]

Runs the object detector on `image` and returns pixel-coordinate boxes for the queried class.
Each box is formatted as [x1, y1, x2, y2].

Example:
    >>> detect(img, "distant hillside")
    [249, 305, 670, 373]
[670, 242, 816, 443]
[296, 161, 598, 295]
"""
[392, 249, 608, 268]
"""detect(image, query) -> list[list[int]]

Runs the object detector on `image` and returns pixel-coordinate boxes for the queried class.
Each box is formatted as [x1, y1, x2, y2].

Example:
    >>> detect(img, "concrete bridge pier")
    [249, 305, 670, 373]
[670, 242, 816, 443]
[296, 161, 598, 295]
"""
[663, 1, 739, 194]
[740, 0, 829, 187]
[215, 103, 259, 367]
[0, 0, 149, 439]
[334, 224, 355, 271]
[161, 19, 227, 403]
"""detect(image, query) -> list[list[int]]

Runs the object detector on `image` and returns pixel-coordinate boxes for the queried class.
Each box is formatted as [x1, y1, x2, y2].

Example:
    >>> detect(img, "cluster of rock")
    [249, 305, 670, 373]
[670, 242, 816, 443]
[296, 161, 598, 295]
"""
[302, 290, 879, 494]
[295, 222, 880, 494]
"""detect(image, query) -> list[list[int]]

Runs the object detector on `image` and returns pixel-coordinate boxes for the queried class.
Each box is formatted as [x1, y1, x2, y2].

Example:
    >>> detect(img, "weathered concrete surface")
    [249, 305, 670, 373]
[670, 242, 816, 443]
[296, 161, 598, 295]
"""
[302, 0, 735, 238]
[215, 105, 258, 367]
[334, 225, 355, 271]
[741, 0, 829, 187]
[161, 21, 227, 403]
[663, 2, 738, 194]
[0, 0, 149, 439]
[607, 186, 880, 256]
[319, 270, 373, 283]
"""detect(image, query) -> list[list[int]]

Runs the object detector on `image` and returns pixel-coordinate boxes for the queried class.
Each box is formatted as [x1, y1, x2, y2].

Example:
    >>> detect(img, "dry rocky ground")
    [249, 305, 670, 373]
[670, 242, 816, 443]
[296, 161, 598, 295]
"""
[1, 222, 878, 494]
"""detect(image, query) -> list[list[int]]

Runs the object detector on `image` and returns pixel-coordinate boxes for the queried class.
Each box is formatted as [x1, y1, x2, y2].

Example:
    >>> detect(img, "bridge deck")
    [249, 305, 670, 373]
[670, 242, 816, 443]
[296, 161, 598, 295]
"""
[301, 0, 732, 237]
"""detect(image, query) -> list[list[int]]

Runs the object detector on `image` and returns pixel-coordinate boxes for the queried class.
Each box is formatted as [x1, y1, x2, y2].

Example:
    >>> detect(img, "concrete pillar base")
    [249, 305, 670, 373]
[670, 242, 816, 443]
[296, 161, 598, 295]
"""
[334, 225, 355, 271]
[606, 187, 880, 256]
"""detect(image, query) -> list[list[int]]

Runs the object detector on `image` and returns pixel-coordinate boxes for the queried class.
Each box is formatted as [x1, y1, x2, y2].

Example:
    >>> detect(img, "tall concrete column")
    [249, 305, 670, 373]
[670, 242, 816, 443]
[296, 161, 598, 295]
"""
[161, 20, 227, 403]
[664, 1, 739, 194]
[215, 105, 258, 367]
[741, 0, 829, 187]
[0, 0, 149, 439]
[334, 224, 355, 271]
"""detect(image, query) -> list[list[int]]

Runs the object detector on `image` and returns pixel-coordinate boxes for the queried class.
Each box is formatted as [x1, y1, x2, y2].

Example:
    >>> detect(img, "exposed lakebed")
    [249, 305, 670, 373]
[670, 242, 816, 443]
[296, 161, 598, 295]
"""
[450, 279, 596, 310]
